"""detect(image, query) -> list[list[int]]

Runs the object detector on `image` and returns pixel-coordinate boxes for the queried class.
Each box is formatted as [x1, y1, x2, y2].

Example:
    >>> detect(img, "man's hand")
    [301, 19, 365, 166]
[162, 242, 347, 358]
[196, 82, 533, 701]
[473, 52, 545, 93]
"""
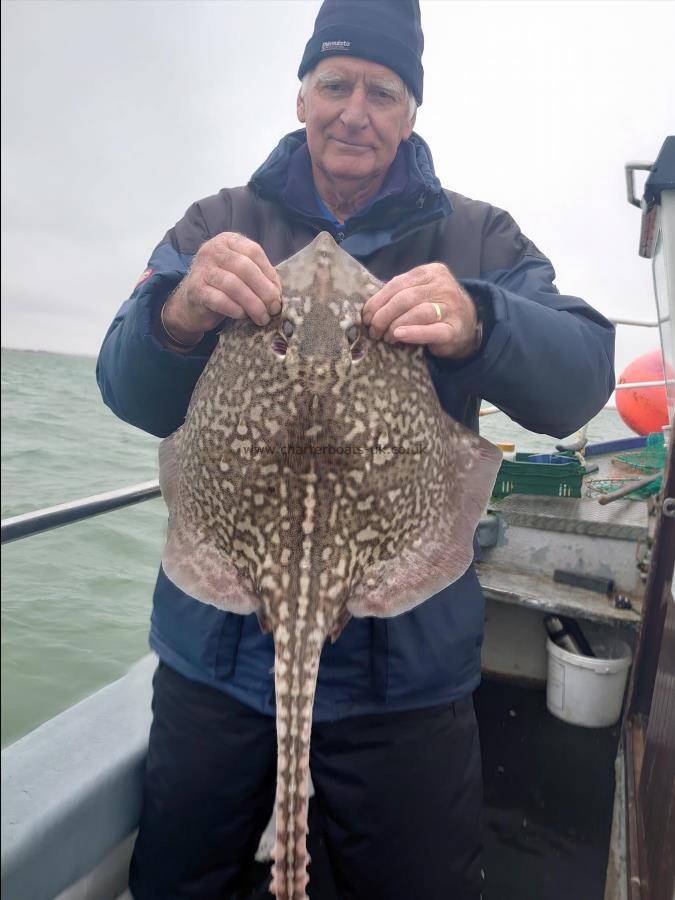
[161, 232, 282, 345]
[362, 263, 480, 359]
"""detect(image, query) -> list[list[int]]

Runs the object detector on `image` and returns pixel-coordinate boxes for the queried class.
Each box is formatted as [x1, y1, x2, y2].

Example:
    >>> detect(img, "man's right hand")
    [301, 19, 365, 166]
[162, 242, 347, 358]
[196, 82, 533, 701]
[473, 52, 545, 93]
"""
[161, 232, 283, 345]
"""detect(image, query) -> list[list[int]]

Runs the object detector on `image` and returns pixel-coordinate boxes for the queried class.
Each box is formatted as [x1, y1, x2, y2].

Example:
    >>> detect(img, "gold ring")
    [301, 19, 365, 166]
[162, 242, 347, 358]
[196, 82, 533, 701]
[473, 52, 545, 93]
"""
[431, 301, 443, 322]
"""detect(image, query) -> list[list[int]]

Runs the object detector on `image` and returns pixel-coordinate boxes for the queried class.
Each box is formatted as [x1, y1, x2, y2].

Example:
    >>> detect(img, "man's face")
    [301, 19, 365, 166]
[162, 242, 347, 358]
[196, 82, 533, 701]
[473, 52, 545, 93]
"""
[297, 57, 415, 185]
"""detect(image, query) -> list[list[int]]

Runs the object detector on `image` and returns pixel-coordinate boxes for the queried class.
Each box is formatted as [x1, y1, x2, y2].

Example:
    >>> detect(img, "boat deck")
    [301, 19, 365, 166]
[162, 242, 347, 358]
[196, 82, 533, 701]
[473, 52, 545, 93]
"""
[477, 678, 618, 900]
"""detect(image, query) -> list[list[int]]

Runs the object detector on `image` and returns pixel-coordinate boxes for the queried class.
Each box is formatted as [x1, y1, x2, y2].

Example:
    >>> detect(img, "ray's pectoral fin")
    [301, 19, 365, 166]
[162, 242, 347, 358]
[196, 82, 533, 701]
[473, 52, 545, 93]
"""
[158, 432, 260, 615]
[348, 431, 502, 619]
[158, 431, 182, 510]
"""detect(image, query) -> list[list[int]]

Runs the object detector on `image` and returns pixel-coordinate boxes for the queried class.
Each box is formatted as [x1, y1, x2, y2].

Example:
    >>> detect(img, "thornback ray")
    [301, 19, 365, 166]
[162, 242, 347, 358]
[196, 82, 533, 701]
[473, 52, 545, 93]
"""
[158, 231, 502, 900]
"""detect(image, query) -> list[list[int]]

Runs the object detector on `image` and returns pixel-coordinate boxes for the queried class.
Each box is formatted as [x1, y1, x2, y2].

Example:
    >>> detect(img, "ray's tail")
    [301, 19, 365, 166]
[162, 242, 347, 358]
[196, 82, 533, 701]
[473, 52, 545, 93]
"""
[269, 617, 325, 900]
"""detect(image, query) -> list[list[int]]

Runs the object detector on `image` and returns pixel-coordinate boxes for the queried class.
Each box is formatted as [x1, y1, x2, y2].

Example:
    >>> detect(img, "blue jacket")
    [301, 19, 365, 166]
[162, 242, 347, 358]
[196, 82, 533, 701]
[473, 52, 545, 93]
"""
[97, 131, 615, 721]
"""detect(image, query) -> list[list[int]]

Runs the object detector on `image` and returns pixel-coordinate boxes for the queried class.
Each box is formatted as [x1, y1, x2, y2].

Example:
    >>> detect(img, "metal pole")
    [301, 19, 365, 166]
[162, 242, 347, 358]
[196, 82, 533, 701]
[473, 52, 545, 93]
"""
[614, 380, 673, 390]
[609, 317, 661, 327]
[1, 481, 162, 545]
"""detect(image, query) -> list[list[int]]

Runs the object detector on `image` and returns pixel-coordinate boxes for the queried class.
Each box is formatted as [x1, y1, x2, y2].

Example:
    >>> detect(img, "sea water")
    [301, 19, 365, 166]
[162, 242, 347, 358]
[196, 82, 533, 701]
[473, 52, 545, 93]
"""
[0, 348, 633, 747]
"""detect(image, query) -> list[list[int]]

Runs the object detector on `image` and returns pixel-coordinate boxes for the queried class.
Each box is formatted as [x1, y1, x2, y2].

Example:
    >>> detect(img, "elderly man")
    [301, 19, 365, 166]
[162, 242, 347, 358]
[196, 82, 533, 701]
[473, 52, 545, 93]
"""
[97, 1, 615, 897]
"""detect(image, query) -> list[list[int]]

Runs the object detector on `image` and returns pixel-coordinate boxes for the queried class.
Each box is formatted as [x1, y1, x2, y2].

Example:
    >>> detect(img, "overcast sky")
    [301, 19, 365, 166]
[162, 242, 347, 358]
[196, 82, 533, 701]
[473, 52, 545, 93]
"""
[2, 0, 674, 391]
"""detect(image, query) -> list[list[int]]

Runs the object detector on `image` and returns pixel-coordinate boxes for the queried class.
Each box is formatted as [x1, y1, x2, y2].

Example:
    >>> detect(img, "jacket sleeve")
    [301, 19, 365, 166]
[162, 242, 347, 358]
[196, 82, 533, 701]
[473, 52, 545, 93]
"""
[427, 207, 616, 438]
[96, 202, 220, 438]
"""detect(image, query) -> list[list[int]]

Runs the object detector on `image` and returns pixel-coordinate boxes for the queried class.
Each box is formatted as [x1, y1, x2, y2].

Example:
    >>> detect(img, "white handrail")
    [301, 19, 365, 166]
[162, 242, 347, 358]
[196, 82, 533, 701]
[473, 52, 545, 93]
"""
[615, 380, 673, 390]
[479, 379, 672, 418]
[609, 317, 663, 327]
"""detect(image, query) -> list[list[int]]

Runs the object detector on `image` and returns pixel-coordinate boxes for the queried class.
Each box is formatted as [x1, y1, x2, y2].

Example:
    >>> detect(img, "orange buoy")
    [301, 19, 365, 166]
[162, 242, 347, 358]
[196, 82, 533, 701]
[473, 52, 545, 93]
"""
[615, 350, 671, 436]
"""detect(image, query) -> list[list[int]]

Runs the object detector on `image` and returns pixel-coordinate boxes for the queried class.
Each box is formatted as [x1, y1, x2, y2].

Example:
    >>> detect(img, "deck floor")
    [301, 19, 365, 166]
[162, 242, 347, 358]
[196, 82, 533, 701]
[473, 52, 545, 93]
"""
[477, 678, 619, 900]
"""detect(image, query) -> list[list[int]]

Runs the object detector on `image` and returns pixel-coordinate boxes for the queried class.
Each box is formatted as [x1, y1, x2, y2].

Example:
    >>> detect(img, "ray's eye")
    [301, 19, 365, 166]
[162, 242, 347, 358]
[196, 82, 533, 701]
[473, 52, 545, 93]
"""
[346, 323, 365, 361]
[272, 319, 294, 356]
[271, 335, 288, 356]
[345, 324, 360, 344]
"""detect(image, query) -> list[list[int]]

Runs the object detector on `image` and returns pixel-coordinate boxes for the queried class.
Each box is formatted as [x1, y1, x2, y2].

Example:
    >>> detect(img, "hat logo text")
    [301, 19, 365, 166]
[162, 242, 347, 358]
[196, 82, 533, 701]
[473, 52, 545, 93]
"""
[321, 40, 351, 52]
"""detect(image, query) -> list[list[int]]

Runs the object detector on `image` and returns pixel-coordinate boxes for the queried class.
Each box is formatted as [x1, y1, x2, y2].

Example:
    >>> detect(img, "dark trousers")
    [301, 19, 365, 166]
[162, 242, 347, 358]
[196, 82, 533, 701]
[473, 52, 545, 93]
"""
[129, 662, 484, 900]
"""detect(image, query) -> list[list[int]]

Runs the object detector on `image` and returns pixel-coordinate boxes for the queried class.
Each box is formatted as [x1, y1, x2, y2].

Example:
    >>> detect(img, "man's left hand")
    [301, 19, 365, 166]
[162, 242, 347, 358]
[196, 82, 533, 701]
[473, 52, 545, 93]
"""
[362, 263, 479, 359]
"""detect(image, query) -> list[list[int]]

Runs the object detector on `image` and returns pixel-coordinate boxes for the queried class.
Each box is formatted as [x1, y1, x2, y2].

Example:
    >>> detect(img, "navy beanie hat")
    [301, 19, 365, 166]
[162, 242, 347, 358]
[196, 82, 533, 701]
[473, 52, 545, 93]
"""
[298, 0, 424, 105]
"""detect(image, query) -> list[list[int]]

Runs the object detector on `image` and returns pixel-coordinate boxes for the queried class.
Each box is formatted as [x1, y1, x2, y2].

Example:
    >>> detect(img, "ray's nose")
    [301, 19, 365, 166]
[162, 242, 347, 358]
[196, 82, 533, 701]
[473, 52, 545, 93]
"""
[311, 232, 338, 253]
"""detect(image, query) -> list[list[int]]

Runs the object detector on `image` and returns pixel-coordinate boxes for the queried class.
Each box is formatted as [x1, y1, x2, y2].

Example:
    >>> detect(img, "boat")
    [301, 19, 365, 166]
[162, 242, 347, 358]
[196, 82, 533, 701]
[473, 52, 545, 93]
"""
[2, 137, 673, 900]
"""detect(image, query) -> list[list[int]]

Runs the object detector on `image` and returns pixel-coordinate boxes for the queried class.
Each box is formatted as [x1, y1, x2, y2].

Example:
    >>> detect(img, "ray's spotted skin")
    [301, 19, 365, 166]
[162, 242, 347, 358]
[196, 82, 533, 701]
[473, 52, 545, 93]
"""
[158, 233, 502, 900]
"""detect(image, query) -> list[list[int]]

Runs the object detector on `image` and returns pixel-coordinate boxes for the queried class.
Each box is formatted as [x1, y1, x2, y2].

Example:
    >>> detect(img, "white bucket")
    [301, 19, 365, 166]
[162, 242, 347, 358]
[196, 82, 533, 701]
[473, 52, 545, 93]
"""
[546, 636, 632, 727]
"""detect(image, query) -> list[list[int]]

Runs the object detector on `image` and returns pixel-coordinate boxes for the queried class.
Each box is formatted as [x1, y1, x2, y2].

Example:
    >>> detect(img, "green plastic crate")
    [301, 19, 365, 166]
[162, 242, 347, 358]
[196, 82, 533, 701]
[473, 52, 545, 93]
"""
[492, 453, 586, 499]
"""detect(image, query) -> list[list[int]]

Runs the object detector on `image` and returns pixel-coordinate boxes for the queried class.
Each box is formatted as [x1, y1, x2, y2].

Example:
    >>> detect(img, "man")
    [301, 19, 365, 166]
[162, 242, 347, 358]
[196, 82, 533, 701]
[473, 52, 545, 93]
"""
[97, 1, 615, 897]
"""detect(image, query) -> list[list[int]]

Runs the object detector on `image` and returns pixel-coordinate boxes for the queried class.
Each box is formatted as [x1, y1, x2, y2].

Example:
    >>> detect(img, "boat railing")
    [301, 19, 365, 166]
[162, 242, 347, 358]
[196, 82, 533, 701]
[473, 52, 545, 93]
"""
[1, 481, 161, 545]
[608, 315, 673, 387]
